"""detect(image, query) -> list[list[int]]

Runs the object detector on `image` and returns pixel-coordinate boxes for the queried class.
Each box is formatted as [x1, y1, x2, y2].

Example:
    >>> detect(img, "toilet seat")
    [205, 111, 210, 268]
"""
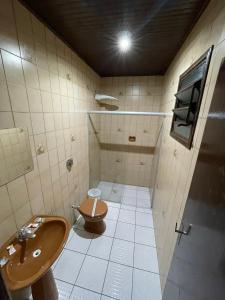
[78, 198, 107, 219]
[78, 198, 108, 234]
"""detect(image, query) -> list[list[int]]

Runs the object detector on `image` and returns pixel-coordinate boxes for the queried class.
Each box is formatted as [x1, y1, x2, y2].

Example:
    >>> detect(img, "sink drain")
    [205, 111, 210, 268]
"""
[33, 249, 41, 258]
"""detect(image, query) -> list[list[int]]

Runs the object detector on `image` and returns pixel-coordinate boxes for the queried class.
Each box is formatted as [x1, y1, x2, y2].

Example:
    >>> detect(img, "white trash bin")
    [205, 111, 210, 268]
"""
[88, 188, 101, 200]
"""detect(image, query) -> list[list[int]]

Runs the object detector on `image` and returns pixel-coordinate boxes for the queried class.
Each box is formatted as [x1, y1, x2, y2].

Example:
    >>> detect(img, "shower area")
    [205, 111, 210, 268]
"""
[88, 110, 163, 208]
[87, 76, 164, 208]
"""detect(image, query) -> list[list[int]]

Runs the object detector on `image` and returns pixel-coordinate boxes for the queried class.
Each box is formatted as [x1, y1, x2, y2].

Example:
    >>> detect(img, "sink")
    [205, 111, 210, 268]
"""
[0, 215, 69, 291]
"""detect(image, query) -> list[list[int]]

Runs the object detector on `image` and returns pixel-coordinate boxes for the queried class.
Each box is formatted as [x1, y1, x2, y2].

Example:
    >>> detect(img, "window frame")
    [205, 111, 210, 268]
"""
[170, 46, 213, 149]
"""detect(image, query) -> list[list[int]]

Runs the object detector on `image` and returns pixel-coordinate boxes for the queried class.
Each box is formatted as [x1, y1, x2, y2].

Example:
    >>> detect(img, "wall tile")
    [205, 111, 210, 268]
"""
[0, 215, 17, 247]
[1, 50, 24, 85]
[8, 83, 29, 112]
[14, 202, 32, 228]
[0, 112, 14, 128]
[0, 0, 20, 56]
[7, 176, 29, 211]
[0, 80, 11, 111]
[22, 60, 39, 89]
[31, 113, 45, 134]
[0, 186, 12, 223]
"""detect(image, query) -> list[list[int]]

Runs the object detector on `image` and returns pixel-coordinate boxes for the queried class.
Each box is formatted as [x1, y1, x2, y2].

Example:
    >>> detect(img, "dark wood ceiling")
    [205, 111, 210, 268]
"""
[20, 0, 210, 76]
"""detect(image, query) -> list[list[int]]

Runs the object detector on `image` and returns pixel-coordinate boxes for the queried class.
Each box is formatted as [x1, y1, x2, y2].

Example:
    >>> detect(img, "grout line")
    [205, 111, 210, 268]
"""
[69, 251, 86, 297]
[100, 205, 121, 296]
[72, 284, 102, 297]
[131, 201, 137, 300]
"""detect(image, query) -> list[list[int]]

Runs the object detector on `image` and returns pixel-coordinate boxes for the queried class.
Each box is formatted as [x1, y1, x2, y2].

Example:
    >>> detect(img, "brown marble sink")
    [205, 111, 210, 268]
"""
[0, 215, 69, 291]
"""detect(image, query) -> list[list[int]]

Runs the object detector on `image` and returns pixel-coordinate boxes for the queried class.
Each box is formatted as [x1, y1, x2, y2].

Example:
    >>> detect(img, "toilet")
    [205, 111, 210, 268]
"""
[77, 197, 108, 234]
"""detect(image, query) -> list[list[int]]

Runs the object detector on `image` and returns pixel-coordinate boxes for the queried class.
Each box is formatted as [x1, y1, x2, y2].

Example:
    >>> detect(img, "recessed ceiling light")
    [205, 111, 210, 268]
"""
[118, 31, 132, 53]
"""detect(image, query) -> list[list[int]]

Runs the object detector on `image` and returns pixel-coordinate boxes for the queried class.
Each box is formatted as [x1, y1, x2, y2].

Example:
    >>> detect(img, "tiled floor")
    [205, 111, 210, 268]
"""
[53, 184, 161, 300]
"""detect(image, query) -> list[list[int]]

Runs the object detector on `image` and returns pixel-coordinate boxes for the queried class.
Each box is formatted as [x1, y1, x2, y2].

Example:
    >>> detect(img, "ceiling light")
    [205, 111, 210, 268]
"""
[118, 31, 132, 53]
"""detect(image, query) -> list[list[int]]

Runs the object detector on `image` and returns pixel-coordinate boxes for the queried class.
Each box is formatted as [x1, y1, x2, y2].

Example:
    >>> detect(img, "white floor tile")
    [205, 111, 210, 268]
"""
[53, 250, 84, 284]
[134, 244, 159, 273]
[115, 222, 135, 242]
[76, 256, 108, 293]
[123, 189, 136, 198]
[101, 296, 115, 300]
[132, 269, 161, 300]
[103, 262, 133, 300]
[109, 190, 123, 203]
[121, 196, 136, 207]
[111, 187, 124, 195]
[99, 181, 114, 188]
[101, 188, 112, 200]
[135, 212, 153, 228]
[70, 286, 101, 300]
[136, 207, 152, 213]
[106, 206, 120, 221]
[137, 190, 150, 200]
[112, 183, 125, 191]
[103, 219, 117, 237]
[136, 186, 149, 192]
[135, 225, 156, 247]
[88, 235, 113, 260]
[106, 201, 121, 208]
[136, 198, 151, 208]
[55, 279, 73, 300]
[65, 229, 93, 254]
[121, 204, 136, 211]
[124, 185, 137, 191]
[52, 252, 62, 270]
[67, 227, 76, 243]
[110, 238, 134, 267]
[118, 209, 135, 224]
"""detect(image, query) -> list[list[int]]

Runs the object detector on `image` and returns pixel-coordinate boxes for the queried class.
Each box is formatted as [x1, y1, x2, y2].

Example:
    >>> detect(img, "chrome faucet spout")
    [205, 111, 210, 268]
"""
[17, 227, 36, 242]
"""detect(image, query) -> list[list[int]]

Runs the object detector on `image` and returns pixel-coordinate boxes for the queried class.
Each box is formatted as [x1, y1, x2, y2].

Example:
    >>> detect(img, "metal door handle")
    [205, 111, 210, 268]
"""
[175, 223, 192, 235]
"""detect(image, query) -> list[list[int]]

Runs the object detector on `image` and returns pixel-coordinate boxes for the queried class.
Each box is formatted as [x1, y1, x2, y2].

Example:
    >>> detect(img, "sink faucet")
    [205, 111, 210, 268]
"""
[17, 227, 36, 264]
[17, 227, 36, 241]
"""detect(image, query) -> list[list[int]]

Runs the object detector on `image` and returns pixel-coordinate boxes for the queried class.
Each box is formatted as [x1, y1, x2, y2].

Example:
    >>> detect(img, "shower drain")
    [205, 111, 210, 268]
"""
[33, 249, 41, 258]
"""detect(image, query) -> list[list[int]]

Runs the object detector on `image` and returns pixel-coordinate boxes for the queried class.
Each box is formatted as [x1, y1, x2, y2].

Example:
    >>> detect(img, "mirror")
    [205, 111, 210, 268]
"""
[0, 128, 33, 186]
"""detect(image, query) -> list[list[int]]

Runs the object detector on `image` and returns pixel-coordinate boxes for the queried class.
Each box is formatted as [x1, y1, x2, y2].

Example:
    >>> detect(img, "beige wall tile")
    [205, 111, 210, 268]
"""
[1, 50, 24, 85]
[37, 152, 50, 173]
[14, 202, 32, 228]
[0, 215, 17, 247]
[27, 88, 43, 112]
[38, 67, 51, 92]
[41, 91, 53, 112]
[7, 176, 29, 211]
[46, 132, 57, 150]
[22, 60, 40, 89]
[0, 0, 20, 56]
[44, 113, 55, 132]
[0, 186, 13, 223]
[0, 112, 14, 128]
[0, 80, 11, 111]
[49, 149, 58, 167]
[31, 113, 45, 134]
[8, 83, 29, 112]
[13, 112, 32, 135]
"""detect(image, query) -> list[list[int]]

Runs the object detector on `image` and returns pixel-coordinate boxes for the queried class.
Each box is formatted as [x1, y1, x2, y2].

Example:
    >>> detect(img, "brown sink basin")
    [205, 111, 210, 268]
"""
[0, 215, 69, 291]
